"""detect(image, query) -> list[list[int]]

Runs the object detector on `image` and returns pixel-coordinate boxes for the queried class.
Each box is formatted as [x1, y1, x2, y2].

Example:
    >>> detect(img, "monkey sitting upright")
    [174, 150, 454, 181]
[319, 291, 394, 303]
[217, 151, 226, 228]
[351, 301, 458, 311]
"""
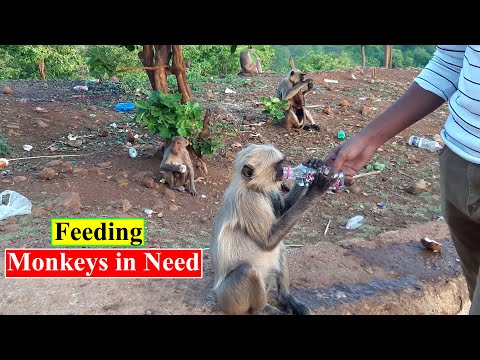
[275, 58, 320, 131]
[238, 48, 262, 76]
[159, 136, 198, 196]
[209, 144, 336, 315]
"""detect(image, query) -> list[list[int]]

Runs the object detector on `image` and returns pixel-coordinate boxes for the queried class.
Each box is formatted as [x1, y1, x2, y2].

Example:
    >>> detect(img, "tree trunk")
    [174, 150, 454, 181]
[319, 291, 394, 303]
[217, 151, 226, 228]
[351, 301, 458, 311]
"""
[172, 45, 192, 104]
[38, 58, 46, 80]
[138, 45, 155, 89]
[154, 45, 171, 94]
[361, 46, 366, 67]
[384, 45, 393, 68]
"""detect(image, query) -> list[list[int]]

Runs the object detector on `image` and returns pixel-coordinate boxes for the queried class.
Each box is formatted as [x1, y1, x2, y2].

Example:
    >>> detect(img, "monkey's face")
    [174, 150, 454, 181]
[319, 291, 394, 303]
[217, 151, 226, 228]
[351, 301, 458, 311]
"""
[171, 137, 188, 155]
[289, 69, 306, 84]
[236, 144, 285, 192]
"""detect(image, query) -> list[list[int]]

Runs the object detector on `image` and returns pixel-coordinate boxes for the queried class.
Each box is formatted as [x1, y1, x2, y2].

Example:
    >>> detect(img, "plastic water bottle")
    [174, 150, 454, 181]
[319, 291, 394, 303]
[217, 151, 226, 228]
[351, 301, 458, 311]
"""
[408, 135, 443, 153]
[73, 85, 88, 91]
[345, 215, 364, 230]
[283, 164, 317, 187]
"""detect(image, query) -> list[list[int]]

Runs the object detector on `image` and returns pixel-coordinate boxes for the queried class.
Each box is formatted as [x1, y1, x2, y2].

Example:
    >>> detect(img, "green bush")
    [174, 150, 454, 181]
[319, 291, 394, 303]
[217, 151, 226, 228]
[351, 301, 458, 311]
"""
[135, 91, 222, 157]
[258, 96, 289, 120]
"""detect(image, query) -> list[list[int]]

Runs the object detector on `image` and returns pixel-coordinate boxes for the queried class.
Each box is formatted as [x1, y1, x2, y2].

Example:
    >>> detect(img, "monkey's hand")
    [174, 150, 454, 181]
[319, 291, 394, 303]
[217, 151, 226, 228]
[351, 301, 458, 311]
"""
[171, 164, 183, 172]
[303, 158, 324, 169]
[305, 171, 336, 199]
[189, 187, 198, 196]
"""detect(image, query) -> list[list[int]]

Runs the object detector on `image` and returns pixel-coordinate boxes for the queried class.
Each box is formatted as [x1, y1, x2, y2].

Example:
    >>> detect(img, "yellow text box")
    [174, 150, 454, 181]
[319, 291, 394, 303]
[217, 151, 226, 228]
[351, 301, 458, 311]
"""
[51, 218, 145, 247]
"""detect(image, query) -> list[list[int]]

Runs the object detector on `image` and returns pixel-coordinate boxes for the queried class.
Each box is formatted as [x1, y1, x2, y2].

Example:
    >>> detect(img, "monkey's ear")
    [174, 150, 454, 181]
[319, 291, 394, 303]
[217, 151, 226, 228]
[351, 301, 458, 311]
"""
[241, 165, 254, 179]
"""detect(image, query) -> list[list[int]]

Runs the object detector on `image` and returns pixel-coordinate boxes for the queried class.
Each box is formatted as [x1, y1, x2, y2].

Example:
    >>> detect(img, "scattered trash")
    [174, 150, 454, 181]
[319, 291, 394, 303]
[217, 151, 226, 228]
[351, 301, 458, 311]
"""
[351, 74, 357, 80]
[144, 208, 153, 216]
[67, 134, 77, 141]
[128, 147, 138, 158]
[85, 79, 100, 83]
[366, 162, 385, 171]
[88, 113, 96, 118]
[23, 145, 33, 152]
[421, 237, 442, 253]
[34, 107, 48, 113]
[377, 202, 386, 209]
[224, 88, 236, 94]
[73, 86, 88, 91]
[0, 190, 32, 221]
[110, 123, 118, 128]
[324, 79, 339, 84]
[344, 215, 364, 230]
[201, 195, 207, 199]
[437, 216, 445, 222]
[114, 102, 135, 112]
[324, 219, 332, 236]
[337, 130, 346, 140]
[408, 135, 444, 153]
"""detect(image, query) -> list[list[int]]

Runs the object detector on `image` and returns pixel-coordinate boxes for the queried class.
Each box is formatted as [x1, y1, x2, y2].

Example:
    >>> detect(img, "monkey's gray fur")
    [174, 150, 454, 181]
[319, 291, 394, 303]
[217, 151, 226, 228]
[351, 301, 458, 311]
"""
[238, 48, 262, 76]
[209, 144, 334, 315]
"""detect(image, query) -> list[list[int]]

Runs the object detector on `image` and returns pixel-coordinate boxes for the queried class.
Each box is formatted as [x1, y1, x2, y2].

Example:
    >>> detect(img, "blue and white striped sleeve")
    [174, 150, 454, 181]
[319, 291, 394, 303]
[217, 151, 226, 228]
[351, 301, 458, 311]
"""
[414, 45, 466, 101]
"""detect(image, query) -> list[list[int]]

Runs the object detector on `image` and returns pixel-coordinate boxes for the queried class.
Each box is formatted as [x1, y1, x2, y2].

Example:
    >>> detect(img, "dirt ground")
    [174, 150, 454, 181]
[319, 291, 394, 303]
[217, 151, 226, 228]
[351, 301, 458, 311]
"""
[0, 67, 453, 314]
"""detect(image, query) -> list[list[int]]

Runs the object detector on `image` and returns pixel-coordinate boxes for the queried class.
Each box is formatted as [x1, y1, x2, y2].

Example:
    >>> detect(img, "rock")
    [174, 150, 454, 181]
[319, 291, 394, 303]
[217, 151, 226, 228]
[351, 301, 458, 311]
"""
[31, 207, 49, 217]
[110, 199, 132, 212]
[143, 177, 155, 188]
[54, 192, 81, 210]
[13, 176, 27, 182]
[45, 160, 63, 168]
[73, 168, 89, 176]
[60, 162, 73, 172]
[163, 188, 176, 201]
[132, 170, 154, 182]
[421, 238, 442, 253]
[224, 150, 236, 160]
[232, 142, 242, 148]
[157, 212, 164, 218]
[151, 199, 164, 211]
[113, 175, 129, 187]
[350, 185, 361, 194]
[1, 216, 17, 225]
[39, 167, 56, 180]
[361, 106, 372, 115]
[68, 139, 83, 148]
[0, 224, 21, 233]
[96, 161, 111, 168]
[339, 100, 350, 107]
[169, 205, 179, 212]
[368, 79, 375, 84]
[99, 130, 109, 137]
[204, 90, 214, 99]
[3, 87, 13, 95]
[244, 114, 256, 121]
[407, 154, 418, 163]
[323, 107, 334, 115]
[405, 179, 429, 195]
[35, 119, 49, 128]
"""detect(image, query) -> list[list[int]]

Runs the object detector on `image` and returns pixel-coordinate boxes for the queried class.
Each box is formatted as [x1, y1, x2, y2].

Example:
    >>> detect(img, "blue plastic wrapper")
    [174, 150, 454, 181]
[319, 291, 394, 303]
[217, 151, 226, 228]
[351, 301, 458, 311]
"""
[114, 102, 135, 112]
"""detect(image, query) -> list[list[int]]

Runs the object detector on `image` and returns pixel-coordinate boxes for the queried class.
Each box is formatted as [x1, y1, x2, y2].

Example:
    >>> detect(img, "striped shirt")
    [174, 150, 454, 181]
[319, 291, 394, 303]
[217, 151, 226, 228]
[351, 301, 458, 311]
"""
[414, 45, 480, 164]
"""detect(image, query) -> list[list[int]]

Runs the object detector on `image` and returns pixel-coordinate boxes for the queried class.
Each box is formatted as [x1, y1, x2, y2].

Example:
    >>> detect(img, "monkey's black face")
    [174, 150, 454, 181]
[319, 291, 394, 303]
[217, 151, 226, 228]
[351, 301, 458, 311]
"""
[275, 161, 284, 182]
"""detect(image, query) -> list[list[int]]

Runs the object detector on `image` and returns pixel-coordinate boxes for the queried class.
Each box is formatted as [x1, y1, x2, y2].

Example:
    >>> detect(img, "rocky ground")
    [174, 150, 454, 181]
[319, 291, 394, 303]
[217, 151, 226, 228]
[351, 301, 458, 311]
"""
[0, 67, 467, 315]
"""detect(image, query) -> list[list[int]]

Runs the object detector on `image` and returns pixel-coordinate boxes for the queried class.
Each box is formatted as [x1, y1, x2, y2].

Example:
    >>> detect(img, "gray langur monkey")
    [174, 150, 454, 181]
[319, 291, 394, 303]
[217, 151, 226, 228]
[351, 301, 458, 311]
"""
[238, 48, 263, 76]
[275, 57, 319, 131]
[209, 144, 336, 315]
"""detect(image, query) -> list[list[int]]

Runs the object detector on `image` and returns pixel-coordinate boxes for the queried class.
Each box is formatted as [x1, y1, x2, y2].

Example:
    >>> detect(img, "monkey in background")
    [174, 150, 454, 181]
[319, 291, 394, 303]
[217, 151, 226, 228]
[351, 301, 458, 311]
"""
[238, 48, 262, 76]
[210, 144, 336, 315]
[276, 57, 319, 131]
[159, 136, 198, 196]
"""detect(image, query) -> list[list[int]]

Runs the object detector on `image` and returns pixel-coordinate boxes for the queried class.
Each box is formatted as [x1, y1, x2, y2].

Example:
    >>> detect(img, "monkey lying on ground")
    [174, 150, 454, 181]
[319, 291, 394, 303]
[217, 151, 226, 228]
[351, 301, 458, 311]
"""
[159, 136, 198, 196]
[209, 144, 336, 315]
[275, 58, 319, 131]
[238, 48, 262, 76]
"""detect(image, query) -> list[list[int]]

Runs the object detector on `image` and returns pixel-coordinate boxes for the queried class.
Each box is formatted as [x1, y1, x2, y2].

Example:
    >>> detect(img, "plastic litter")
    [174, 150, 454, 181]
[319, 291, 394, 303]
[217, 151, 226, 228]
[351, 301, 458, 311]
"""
[0, 190, 32, 221]
[114, 102, 135, 112]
